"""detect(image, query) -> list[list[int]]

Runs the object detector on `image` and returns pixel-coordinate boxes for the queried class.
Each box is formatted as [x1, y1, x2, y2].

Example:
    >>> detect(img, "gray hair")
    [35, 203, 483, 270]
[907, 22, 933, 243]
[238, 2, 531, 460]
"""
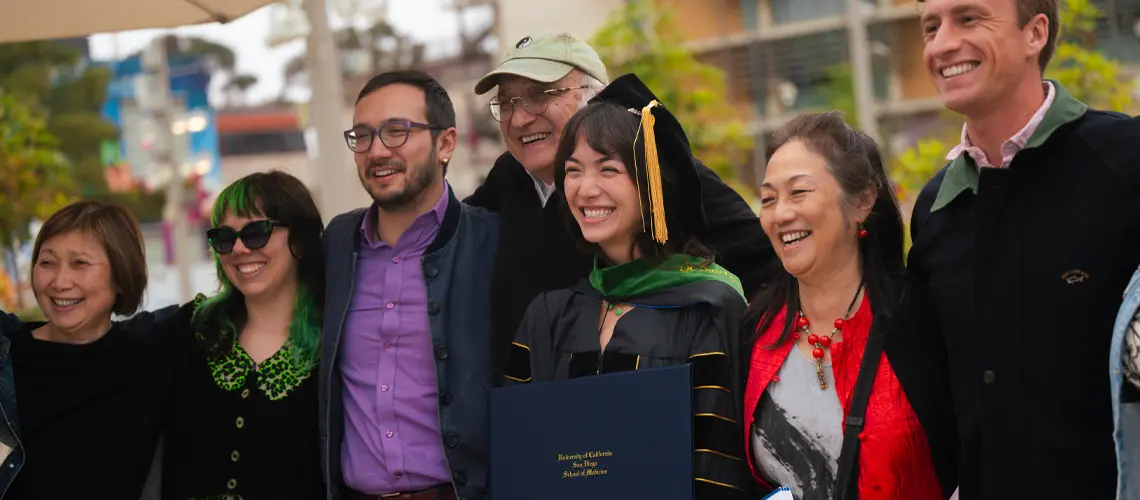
[577, 72, 605, 107]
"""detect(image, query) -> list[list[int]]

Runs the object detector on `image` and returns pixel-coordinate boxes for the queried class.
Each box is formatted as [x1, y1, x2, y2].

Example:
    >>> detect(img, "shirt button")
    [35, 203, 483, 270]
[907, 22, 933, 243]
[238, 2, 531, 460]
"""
[392, 257, 400, 264]
[241, 388, 250, 399]
[386, 302, 395, 309]
[380, 384, 389, 392]
[236, 416, 245, 429]
[231, 450, 240, 462]
[227, 478, 237, 490]
[385, 430, 394, 438]
[394, 472, 403, 480]
[383, 341, 392, 350]
[983, 370, 997, 384]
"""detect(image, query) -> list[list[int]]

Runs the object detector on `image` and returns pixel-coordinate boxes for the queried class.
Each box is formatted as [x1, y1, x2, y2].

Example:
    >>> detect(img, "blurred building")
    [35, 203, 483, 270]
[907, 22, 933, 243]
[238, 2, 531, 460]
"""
[217, 105, 311, 186]
[101, 52, 222, 196]
[496, 0, 1140, 184]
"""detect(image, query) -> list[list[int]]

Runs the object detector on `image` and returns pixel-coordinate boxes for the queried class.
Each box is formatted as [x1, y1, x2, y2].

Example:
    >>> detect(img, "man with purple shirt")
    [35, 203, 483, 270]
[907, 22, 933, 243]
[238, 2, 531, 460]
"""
[319, 70, 500, 500]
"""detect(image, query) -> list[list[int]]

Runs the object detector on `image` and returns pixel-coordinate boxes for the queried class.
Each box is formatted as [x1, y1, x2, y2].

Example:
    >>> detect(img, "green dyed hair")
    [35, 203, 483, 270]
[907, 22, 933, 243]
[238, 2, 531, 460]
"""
[191, 171, 326, 375]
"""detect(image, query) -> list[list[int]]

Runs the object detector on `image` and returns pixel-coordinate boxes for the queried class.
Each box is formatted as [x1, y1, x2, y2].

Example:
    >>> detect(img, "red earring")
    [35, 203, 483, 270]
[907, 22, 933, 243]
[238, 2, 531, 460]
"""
[857, 221, 868, 239]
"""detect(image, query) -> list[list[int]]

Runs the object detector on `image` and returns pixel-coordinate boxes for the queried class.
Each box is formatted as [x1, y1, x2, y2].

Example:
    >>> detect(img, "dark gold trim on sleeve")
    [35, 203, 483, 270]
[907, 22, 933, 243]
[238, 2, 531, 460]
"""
[504, 342, 532, 383]
[694, 478, 747, 491]
[689, 351, 733, 391]
[694, 413, 743, 461]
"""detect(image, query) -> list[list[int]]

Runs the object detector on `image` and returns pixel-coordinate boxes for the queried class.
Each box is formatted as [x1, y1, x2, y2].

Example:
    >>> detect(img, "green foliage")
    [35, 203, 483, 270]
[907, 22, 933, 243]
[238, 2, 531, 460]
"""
[818, 63, 859, 130]
[891, 137, 952, 200]
[590, 0, 755, 199]
[0, 40, 169, 225]
[1046, 0, 1133, 112]
[0, 93, 76, 245]
[0, 92, 77, 307]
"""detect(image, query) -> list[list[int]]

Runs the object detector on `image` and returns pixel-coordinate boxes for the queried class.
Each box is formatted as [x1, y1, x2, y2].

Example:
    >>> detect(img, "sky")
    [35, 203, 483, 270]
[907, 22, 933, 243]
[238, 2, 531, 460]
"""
[87, 0, 495, 105]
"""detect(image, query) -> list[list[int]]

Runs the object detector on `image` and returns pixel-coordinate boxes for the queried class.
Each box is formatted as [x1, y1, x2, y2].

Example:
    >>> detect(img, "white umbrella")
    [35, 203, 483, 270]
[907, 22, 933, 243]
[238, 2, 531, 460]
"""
[0, 0, 273, 43]
[0, 0, 284, 305]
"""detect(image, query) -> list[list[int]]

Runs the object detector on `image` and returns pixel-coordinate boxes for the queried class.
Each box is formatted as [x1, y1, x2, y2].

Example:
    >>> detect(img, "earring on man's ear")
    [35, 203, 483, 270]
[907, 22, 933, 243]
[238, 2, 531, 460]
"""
[857, 220, 868, 239]
[441, 158, 450, 167]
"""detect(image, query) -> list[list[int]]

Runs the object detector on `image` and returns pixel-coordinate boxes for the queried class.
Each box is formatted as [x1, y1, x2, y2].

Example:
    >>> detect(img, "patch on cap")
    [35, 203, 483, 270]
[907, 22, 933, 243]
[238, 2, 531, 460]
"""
[515, 36, 533, 49]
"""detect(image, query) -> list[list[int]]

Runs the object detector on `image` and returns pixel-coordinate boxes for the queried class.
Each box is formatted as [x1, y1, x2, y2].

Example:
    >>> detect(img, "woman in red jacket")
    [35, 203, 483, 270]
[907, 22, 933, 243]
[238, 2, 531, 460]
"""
[743, 112, 951, 499]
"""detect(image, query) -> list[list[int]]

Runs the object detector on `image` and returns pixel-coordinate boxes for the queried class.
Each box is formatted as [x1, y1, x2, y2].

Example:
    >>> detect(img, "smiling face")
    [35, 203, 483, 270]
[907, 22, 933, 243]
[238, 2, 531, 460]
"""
[32, 230, 117, 336]
[498, 72, 590, 182]
[215, 210, 298, 301]
[921, 0, 1048, 115]
[563, 134, 644, 264]
[759, 140, 869, 282]
[352, 83, 445, 212]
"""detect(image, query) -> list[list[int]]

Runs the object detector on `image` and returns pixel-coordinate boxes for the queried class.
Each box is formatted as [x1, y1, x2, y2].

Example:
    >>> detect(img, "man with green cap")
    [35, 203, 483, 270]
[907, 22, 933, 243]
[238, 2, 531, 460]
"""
[465, 32, 773, 376]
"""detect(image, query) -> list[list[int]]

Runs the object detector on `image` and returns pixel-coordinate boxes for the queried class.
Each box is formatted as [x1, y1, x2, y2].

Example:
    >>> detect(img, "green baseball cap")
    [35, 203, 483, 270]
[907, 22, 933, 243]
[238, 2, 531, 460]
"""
[474, 33, 609, 95]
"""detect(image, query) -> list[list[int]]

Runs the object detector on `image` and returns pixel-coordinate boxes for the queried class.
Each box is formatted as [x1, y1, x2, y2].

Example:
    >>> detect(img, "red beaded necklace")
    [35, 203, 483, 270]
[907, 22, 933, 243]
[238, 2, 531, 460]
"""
[794, 282, 864, 390]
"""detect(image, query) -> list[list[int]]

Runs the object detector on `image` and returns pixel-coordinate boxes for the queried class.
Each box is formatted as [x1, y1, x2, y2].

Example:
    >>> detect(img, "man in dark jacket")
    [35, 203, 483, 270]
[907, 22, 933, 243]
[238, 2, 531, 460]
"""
[467, 33, 774, 373]
[910, 0, 1140, 498]
[320, 70, 498, 500]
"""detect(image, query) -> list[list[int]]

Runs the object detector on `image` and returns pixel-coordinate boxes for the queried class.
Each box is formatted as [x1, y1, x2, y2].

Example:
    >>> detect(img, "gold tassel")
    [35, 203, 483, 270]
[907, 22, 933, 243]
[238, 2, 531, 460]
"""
[640, 100, 668, 244]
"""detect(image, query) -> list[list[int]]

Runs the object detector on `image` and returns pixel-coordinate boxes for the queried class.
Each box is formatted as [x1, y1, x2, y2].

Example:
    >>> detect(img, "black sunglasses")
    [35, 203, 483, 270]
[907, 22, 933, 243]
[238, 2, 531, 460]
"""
[206, 220, 288, 255]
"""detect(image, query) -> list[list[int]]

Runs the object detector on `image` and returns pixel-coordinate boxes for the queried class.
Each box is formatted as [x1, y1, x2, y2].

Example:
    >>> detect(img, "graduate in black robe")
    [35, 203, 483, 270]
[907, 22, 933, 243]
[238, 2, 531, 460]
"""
[502, 74, 753, 500]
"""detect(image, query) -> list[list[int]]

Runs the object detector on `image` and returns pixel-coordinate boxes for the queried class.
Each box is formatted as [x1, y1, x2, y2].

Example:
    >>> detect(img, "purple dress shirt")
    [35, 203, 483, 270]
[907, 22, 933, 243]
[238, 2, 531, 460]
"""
[340, 185, 452, 494]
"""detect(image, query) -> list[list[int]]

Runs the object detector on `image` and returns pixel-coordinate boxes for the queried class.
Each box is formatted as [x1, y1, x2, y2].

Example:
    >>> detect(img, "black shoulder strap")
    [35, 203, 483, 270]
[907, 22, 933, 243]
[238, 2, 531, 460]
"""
[832, 327, 886, 500]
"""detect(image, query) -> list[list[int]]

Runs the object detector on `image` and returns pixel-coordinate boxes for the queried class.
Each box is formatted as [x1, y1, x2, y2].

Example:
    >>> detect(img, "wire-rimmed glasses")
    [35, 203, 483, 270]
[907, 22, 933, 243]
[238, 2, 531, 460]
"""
[343, 121, 444, 153]
[488, 86, 587, 122]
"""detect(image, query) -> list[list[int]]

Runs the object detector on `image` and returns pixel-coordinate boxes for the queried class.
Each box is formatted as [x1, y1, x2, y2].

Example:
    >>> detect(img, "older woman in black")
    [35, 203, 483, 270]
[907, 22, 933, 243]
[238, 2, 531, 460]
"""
[2, 201, 176, 499]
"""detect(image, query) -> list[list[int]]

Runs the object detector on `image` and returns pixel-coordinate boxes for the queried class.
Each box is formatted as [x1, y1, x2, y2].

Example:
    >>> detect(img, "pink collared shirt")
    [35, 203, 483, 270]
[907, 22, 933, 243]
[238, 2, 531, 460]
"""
[947, 82, 1056, 169]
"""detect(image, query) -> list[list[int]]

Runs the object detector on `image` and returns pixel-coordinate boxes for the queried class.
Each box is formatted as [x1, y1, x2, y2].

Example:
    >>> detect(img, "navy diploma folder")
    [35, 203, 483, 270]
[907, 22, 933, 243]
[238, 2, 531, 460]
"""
[488, 364, 694, 500]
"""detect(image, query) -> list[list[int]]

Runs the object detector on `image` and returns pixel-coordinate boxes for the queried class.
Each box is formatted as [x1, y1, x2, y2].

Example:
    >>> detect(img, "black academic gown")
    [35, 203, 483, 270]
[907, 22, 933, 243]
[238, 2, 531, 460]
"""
[504, 279, 752, 500]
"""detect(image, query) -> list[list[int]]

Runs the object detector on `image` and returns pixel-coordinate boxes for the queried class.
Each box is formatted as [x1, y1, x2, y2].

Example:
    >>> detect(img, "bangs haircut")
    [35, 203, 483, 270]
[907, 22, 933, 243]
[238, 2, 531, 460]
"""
[193, 171, 325, 375]
[554, 101, 712, 264]
[31, 200, 147, 317]
[746, 111, 907, 349]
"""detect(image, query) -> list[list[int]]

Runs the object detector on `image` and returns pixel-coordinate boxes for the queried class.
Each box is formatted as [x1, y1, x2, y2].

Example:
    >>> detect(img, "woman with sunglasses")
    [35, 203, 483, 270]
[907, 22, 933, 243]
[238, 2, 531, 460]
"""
[159, 170, 327, 498]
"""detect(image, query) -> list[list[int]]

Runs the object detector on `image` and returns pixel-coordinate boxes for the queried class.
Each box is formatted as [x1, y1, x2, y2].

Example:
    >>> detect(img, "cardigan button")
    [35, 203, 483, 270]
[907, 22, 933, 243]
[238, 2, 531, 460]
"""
[428, 301, 441, 315]
[435, 345, 449, 360]
[440, 392, 453, 406]
[425, 265, 439, 278]
[983, 370, 996, 384]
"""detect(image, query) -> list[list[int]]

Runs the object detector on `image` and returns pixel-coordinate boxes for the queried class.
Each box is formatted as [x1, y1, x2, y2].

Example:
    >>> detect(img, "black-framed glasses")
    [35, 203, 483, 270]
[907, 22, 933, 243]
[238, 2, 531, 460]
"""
[488, 86, 587, 122]
[343, 121, 444, 153]
[206, 220, 288, 255]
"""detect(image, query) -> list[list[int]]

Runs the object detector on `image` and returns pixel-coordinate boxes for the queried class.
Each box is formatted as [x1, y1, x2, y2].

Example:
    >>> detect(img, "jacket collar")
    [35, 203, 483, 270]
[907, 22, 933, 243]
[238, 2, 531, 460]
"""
[348, 182, 462, 255]
[930, 80, 1088, 213]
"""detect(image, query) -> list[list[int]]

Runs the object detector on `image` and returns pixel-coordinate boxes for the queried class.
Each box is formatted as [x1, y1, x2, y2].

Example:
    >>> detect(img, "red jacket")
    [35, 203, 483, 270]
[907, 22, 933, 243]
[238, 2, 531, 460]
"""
[743, 296, 942, 499]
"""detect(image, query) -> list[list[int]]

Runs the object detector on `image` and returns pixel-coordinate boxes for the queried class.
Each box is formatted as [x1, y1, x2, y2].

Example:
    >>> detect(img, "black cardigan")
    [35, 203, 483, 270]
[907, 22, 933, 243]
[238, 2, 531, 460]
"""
[465, 152, 774, 376]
